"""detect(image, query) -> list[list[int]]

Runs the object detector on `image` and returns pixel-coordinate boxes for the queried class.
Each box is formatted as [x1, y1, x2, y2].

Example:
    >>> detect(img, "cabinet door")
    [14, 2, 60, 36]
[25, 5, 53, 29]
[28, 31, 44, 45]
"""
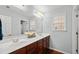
[44, 36, 50, 48]
[11, 47, 26, 54]
[43, 36, 50, 53]
[26, 42, 37, 54]
[37, 39, 43, 54]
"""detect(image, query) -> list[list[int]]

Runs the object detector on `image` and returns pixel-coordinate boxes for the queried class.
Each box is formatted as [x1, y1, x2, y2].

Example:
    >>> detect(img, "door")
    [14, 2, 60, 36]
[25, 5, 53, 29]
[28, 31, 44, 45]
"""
[72, 7, 79, 54]
[21, 20, 29, 34]
[72, 6, 79, 54]
[75, 12, 79, 54]
[77, 13, 79, 54]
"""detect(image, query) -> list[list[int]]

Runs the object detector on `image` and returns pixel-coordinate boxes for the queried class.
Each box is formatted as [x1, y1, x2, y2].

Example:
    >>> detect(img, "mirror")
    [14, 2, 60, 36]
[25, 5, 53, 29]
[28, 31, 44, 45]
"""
[0, 14, 40, 37]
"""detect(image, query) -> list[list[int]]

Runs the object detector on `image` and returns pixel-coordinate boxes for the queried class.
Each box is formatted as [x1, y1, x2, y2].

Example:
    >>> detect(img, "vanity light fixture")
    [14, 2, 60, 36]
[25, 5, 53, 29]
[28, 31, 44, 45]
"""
[33, 10, 44, 18]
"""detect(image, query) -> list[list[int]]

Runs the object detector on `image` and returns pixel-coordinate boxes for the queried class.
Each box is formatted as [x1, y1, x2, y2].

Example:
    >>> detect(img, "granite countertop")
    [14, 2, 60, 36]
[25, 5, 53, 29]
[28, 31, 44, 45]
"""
[0, 33, 50, 54]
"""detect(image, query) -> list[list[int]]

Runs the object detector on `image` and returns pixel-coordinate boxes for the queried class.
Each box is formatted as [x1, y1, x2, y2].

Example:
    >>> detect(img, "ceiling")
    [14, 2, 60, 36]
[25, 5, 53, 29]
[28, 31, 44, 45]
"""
[0, 5, 73, 18]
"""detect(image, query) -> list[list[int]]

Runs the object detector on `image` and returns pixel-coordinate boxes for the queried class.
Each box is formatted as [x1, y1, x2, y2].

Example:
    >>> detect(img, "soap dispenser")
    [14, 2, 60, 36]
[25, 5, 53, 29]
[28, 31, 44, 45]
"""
[0, 19, 3, 40]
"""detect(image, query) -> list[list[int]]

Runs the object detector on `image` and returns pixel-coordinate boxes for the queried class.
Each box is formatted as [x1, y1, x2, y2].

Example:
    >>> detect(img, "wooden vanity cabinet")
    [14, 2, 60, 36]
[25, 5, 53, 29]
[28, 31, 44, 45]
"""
[11, 47, 26, 54]
[36, 39, 44, 54]
[43, 36, 49, 53]
[26, 42, 37, 54]
[11, 42, 37, 54]
[10, 36, 50, 54]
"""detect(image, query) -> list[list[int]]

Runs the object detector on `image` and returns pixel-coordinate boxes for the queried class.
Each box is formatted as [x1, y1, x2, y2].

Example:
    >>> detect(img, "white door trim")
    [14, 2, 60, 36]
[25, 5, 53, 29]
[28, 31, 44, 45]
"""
[72, 5, 78, 54]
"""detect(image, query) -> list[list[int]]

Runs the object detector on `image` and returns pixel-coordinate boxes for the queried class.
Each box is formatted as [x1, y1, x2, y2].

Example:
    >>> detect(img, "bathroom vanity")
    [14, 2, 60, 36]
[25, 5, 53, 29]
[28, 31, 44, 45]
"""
[11, 35, 50, 54]
[0, 33, 50, 54]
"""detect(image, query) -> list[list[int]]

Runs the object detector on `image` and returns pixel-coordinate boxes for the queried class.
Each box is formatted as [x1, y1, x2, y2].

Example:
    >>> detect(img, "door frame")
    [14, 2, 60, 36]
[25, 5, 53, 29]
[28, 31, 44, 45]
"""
[72, 5, 78, 54]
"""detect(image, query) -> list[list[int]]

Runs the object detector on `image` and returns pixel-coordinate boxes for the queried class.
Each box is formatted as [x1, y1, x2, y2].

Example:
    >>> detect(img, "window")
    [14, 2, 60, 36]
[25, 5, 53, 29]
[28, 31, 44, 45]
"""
[53, 16, 66, 31]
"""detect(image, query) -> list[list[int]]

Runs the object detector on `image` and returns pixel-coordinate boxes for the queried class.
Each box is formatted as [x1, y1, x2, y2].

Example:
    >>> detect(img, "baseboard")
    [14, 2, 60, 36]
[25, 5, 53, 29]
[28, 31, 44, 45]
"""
[49, 47, 70, 54]
[48, 49, 63, 54]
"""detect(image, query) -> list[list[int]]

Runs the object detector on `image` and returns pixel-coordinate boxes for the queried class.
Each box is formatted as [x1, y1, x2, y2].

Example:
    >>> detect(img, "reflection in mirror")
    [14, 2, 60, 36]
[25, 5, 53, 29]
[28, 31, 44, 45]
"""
[21, 20, 29, 34]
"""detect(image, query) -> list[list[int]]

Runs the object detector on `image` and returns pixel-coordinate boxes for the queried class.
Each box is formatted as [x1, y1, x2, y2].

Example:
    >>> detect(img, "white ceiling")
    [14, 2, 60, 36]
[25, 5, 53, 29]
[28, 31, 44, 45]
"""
[0, 5, 73, 18]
